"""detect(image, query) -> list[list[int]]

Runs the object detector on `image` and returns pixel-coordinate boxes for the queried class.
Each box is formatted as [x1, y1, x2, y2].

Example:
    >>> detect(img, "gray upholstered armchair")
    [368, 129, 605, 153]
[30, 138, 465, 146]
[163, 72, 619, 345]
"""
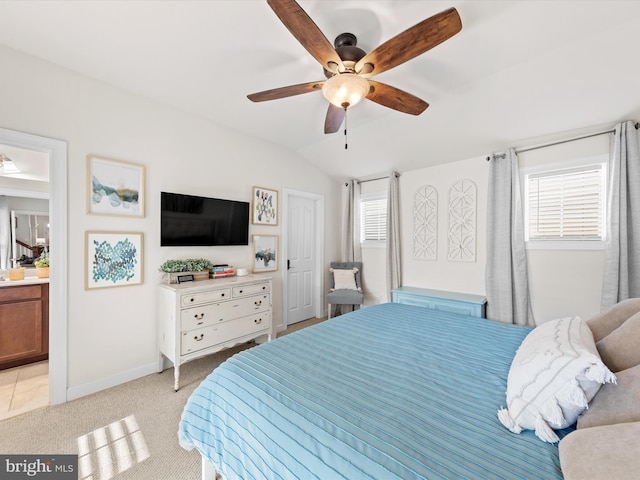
[327, 261, 364, 318]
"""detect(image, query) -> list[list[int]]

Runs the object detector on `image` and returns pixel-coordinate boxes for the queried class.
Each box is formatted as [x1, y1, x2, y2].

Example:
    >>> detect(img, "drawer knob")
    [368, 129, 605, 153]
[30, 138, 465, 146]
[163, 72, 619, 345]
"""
[254, 318, 262, 324]
[254, 300, 262, 308]
[194, 313, 205, 320]
[189, 298, 195, 302]
[194, 334, 204, 341]
[221, 293, 225, 297]
[239, 289, 243, 294]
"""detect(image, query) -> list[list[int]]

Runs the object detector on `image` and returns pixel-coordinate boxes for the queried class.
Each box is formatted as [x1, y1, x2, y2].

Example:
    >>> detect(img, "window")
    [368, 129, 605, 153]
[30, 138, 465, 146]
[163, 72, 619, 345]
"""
[360, 193, 387, 245]
[525, 158, 607, 248]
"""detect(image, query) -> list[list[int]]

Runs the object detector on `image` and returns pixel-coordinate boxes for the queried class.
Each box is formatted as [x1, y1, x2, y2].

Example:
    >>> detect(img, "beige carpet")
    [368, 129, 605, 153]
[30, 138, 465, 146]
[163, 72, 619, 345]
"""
[0, 317, 326, 480]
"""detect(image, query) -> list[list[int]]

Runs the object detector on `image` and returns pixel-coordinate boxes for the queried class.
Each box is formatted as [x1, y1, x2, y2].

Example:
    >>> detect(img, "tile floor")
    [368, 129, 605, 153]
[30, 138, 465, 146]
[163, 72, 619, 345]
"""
[0, 361, 49, 421]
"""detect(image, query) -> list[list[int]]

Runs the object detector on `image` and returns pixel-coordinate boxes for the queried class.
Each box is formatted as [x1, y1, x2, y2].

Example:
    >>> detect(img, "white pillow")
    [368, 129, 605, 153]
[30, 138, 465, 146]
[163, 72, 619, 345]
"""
[498, 316, 616, 443]
[330, 267, 360, 291]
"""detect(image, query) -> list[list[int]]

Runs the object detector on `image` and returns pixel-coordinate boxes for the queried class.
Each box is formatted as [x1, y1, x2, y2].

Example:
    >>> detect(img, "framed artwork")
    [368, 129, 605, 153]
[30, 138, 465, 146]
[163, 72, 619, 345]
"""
[252, 235, 278, 273]
[87, 155, 145, 217]
[251, 186, 278, 225]
[85, 231, 144, 290]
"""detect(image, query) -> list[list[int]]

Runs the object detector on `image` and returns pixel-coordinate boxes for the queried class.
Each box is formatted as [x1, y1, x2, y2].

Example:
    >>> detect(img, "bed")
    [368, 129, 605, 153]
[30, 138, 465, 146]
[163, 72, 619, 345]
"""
[179, 302, 579, 479]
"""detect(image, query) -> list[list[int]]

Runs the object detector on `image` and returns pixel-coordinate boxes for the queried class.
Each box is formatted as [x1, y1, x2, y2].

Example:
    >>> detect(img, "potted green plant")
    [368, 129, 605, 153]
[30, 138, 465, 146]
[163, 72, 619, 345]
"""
[159, 258, 213, 284]
[34, 257, 50, 278]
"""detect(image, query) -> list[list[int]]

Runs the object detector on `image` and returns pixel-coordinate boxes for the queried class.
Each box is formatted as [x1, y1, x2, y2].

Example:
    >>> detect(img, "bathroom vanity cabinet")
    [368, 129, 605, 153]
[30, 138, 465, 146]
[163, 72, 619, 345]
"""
[0, 282, 49, 370]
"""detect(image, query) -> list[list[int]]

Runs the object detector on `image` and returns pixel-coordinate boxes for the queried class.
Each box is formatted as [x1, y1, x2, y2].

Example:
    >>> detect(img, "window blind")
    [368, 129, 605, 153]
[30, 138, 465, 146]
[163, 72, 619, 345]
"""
[527, 165, 605, 240]
[360, 195, 387, 242]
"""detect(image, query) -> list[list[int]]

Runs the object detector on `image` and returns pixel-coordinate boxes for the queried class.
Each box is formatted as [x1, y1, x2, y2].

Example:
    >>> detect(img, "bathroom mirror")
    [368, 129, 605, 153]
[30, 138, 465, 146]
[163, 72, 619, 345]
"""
[11, 210, 49, 267]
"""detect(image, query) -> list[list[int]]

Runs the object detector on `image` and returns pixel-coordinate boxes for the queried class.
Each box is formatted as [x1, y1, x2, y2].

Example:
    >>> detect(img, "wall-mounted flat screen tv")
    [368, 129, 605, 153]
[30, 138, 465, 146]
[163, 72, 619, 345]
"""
[161, 191, 250, 246]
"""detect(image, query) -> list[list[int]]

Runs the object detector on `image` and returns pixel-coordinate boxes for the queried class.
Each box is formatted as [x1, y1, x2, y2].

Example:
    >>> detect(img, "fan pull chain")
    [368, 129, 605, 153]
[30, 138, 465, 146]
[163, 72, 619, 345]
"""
[344, 107, 348, 150]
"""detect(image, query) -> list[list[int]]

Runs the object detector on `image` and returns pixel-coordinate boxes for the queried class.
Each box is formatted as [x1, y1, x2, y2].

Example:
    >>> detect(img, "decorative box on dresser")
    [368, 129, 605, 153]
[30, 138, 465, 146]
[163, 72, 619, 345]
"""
[392, 286, 487, 318]
[157, 275, 272, 391]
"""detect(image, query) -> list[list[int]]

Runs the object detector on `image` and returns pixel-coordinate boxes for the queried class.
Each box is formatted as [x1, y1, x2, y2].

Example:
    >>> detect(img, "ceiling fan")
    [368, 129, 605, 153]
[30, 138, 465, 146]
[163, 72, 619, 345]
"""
[247, 0, 462, 134]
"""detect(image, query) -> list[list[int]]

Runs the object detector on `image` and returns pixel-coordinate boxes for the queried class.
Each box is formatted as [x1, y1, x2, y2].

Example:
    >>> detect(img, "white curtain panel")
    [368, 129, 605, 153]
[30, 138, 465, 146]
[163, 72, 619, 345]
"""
[342, 179, 362, 263]
[386, 172, 401, 301]
[485, 149, 534, 326]
[602, 120, 640, 307]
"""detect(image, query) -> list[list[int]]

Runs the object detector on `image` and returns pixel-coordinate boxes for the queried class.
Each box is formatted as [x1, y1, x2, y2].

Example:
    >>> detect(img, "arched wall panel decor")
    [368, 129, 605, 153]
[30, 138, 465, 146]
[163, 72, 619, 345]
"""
[448, 179, 477, 262]
[413, 185, 437, 260]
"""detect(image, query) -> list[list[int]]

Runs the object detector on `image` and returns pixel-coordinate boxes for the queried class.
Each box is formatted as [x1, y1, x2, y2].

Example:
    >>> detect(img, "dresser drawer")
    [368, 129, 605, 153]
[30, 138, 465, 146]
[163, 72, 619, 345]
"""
[181, 312, 271, 354]
[180, 294, 270, 331]
[180, 288, 231, 307]
[233, 282, 270, 298]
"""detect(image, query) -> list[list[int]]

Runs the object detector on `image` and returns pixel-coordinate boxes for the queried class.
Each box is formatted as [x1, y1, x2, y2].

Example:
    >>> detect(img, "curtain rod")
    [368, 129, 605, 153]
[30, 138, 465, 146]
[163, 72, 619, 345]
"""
[487, 122, 640, 160]
[517, 127, 614, 154]
[358, 175, 389, 184]
[345, 172, 400, 186]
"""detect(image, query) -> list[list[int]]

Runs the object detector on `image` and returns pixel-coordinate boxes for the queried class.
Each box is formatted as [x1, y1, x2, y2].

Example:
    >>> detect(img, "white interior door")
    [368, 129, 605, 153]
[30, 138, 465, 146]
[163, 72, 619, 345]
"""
[287, 195, 316, 324]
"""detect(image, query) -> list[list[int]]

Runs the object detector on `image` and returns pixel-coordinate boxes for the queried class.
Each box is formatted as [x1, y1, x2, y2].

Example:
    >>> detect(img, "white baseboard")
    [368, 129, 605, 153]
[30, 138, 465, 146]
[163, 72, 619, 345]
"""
[66, 362, 159, 401]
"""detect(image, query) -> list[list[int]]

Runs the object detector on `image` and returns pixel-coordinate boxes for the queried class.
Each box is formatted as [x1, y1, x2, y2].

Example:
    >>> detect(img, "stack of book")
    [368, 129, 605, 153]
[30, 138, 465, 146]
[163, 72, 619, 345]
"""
[211, 265, 235, 278]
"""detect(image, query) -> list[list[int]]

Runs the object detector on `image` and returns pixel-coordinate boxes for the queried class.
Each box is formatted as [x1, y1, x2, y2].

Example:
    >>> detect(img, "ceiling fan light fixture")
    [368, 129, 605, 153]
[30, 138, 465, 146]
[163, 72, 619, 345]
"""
[322, 73, 369, 109]
[0, 153, 20, 174]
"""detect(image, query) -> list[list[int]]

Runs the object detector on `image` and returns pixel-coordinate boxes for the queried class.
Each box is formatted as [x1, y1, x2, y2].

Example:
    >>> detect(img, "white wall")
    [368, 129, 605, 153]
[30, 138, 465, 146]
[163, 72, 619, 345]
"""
[0, 176, 49, 195]
[399, 138, 610, 324]
[5, 197, 48, 212]
[0, 44, 341, 398]
[519, 135, 609, 324]
[352, 158, 488, 306]
[401, 156, 489, 296]
[360, 135, 611, 326]
[359, 178, 388, 305]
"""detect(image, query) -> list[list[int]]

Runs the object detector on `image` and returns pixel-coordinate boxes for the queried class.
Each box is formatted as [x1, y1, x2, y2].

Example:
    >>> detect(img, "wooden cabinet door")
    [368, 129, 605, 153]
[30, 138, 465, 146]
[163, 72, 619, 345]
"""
[0, 300, 44, 365]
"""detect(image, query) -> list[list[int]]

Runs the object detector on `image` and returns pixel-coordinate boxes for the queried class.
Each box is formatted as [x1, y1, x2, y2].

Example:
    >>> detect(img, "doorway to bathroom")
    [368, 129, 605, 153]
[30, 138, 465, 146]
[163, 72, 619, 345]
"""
[0, 127, 68, 413]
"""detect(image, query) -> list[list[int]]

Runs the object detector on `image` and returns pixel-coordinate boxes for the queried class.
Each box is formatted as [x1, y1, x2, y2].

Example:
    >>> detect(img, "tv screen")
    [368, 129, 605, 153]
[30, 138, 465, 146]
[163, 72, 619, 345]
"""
[161, 192, 249, 246]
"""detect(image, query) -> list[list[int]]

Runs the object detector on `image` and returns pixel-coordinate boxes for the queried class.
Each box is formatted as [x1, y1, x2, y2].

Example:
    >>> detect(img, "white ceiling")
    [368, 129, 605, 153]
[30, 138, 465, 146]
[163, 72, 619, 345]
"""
[1, 0, 639, 180]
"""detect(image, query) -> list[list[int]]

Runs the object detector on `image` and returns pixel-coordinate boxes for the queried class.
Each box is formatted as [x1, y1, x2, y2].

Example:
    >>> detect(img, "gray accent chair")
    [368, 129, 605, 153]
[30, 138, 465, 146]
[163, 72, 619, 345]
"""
[327, 261, 364, 319]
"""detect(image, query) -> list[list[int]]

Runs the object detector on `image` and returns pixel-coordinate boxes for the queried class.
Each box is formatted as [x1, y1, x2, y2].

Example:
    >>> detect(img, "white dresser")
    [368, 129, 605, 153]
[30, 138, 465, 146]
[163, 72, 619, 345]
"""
[157, 275, 272, 390]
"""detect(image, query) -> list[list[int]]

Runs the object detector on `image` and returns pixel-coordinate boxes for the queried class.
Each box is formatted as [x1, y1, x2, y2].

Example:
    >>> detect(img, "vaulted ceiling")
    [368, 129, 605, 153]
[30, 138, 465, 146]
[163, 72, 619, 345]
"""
[1, 0, 639, 180]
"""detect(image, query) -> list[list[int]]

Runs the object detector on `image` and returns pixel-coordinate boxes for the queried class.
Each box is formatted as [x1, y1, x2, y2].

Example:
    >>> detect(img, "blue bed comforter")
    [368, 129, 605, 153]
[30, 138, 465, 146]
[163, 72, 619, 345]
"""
[179, 302, 571, 479]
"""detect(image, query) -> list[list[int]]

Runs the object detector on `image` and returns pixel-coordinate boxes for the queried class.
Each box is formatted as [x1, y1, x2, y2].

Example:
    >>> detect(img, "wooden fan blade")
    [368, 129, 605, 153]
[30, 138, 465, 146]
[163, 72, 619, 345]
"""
[324, 104, 346, 134]
[366, 80, 429, 115]
[267, 0, 344, 73]
[247, 80, 325, 102]
[355, 7, 461, 77]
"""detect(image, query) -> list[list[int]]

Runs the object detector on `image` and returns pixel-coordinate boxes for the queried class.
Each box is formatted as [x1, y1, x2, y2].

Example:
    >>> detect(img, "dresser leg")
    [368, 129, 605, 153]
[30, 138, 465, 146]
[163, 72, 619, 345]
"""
[157, 353, 165, 373]
[174, 364, 180, 391]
